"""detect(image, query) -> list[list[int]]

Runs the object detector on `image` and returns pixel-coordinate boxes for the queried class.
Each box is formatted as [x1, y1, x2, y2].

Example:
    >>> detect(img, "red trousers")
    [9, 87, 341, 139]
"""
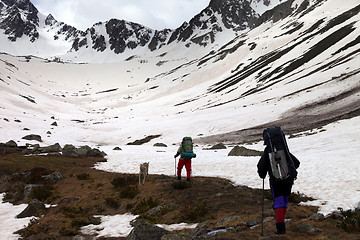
[177, 159, 191, 178]
[275, 208, 287, 223]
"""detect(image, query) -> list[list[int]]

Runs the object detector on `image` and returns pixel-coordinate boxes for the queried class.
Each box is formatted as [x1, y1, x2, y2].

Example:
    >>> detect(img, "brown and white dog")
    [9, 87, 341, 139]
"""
[139, 162, 149, 185]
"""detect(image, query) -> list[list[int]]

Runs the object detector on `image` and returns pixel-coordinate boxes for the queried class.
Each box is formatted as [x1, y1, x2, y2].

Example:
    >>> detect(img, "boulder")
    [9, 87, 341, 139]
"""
[62, 144, 78, 157]
[126, 219, 170, 240]
[228, 146, 262, 156]
[309, 213, 325, 221]
[30, 144, 40, 153]
[325, 211, 344, 220]
[16, 199, 45, 218]
[24, 184, 43, 199]
[76, 145, 92, 156]
[62, 144, 106, 157]
[217, 216, 240, 225]
[39, 143, 62, 153]
[5, 140, 17, 148]
[296, 224, 322, 233]
[85, 147, 107, 157]
[42, 171, 63, 183]
[356, 201, 360, 212]
[22, 134, 43, 142]
[246, 219, 257, 228]
[209, 143, 227, 150]
[154, 143, 167, 147]
[113, 147, 122, 151]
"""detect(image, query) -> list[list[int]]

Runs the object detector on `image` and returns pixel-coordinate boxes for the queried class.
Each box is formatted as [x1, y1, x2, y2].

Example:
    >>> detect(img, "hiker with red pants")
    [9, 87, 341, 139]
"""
[257, 127, 300, 235]
[174, 137, 196, 182]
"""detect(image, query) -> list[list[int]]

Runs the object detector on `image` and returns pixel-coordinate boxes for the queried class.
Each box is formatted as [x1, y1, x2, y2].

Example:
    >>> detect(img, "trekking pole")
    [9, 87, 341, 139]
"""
[174, 157, 176, 178]
[261, 178, 264, 236]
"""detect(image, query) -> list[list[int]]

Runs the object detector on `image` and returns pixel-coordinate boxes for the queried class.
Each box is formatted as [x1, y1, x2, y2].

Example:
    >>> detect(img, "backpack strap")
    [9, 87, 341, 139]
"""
[280, 130, 298, 180]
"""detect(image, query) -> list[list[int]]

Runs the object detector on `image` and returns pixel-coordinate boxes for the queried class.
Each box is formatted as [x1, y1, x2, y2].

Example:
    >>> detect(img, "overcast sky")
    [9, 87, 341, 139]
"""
[32, 0, 210, 30]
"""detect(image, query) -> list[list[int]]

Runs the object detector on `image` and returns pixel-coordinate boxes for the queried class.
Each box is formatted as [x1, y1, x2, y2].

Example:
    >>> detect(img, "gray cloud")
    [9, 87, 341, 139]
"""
[32, 0, 210, 30]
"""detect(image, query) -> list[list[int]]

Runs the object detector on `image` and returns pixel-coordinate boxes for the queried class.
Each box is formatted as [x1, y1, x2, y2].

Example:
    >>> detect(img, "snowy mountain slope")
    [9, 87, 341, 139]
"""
[0, 0, 359, 146]
[62, 0, 261, 62]
[0, 0, 84, 57]
[0, 0, 285, 62]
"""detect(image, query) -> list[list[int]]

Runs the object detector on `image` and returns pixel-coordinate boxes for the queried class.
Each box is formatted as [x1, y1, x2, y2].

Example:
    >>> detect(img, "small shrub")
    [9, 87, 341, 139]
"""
[105, 197, 120, 209]
[178, 203, 209, 222]
[132, 197, 161, 215]
[62, 206, 85, 218]
[111, 175, 138, 188]
[71, 218, 89, 228]
[76, 173, 90, 180]
[15, 218, 47, 237]
[27, 167, 53, 184]
[120, 185, 140, 199]
[59, 219, 89, 237]
[31, 184, 54, 202]
[3, 184, 25, 202]
[59, 225, 78, 236]
[339, 209, 360, 232]
[126, 203, 134, 210]
[289, 191, 314, 203]
[95, 205, 105, 213]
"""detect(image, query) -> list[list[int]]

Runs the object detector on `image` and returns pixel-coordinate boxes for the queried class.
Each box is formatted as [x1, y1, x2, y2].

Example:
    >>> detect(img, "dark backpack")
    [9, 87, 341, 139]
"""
[181, 137, 196, 159]
[263, 127, 297, 181]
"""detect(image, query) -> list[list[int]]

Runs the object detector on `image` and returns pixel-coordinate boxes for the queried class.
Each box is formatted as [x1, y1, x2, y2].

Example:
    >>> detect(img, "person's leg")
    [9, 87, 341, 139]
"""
[271, 181, 292, 234]
[177, 159, 185, 179]
[184, 160, 192, 181]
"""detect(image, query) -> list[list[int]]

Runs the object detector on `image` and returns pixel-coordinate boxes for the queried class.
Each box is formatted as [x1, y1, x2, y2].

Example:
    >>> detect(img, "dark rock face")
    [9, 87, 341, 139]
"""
[255, 0, 296, 26]
[106, 19, 152, 53]
[210, 0, 258, 31]
[126, 219, 170, 240]
[168, 0, 257, 47]
[16, 199, 45, 218]
[0, 0, 39, 42]
[71, 0, 262, 54]
[0, 0, 84, 44]
[148, 28, 172, 51]
[45, 14, 56, 26]
[22, 134, 43, 142]
[0, 0, 298, 56]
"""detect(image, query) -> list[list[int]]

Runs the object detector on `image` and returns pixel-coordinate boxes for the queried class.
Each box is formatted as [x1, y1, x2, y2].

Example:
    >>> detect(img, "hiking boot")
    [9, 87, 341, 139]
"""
[176, 176, 181, 180]
[186, 178, 190, 182]
[275, 222, 286, 235]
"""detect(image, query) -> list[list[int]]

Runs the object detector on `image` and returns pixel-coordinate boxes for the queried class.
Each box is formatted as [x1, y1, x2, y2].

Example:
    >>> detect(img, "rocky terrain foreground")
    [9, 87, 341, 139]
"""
[0, 142, 359, 240]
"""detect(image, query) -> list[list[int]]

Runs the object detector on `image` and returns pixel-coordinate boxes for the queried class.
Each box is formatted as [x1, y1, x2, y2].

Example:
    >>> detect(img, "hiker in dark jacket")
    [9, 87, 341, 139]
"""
[257, 128, 300, 235]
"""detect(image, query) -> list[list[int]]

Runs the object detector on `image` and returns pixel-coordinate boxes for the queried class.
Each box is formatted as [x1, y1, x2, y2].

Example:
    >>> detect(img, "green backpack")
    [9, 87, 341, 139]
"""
[181, 137, 196, 159]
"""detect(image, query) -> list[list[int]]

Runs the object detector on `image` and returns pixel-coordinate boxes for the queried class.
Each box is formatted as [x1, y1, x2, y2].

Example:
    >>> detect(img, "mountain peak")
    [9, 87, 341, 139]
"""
[0, 0, 290, 60]
[0, 0, 39, 42]
[45, 14, 56, 26]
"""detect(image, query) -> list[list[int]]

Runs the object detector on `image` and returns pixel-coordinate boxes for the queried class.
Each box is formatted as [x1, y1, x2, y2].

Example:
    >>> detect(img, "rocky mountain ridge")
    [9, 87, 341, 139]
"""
[0, 0, 287, 59]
